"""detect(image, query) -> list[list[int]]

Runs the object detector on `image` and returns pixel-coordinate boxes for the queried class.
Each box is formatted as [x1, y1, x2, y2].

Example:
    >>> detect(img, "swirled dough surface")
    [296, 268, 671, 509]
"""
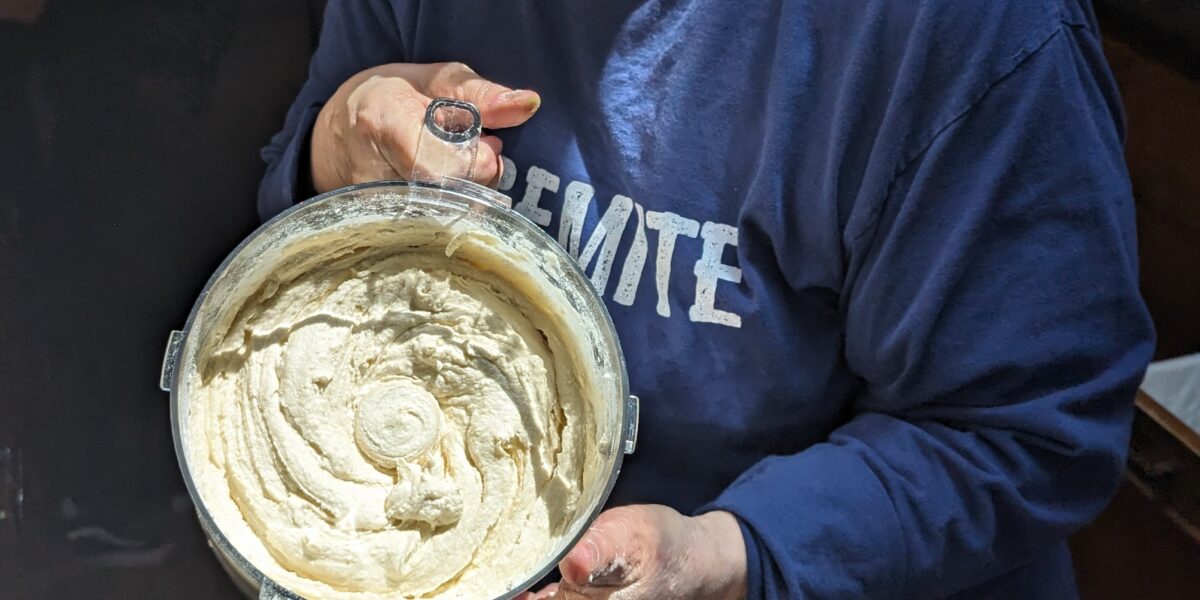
[189, 229, 592, 599]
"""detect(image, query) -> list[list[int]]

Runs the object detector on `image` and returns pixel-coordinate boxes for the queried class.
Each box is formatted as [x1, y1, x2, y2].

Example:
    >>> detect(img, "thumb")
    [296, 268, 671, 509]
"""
[422, 62, 541, 129]
[559, 506, 655, 588]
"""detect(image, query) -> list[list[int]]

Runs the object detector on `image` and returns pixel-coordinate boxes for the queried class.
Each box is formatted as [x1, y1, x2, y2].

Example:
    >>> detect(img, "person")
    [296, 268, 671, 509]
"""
[257, 1, 1155, 598]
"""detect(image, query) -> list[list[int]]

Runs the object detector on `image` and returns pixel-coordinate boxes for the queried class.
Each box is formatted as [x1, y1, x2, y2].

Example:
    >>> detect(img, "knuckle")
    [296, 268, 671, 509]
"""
[380, 81, 416, 104]
[473, 80, 496, 102]
[350, 113, 387, 145]
[440, 61, 471, 75]
[431, 61, 478, 98]
[395, 93, 429, 119]
[350, 109, 378, 133]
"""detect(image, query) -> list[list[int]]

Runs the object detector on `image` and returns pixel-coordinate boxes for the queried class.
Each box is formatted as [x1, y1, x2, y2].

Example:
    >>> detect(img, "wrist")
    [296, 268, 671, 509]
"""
[694, 511, 748, 600]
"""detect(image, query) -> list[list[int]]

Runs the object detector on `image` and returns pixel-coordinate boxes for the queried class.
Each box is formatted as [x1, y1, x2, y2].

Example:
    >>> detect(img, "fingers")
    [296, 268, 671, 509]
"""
[528, 506, 740, 600]
[530, 583, 599, 600]
[479, 135, 504, 160]
[314, 62, 533, 192]
[528, 582, 560, 599]
[423, 62, 541, 128]
[559, 506, 654, 589]
[518, 582, 571, 600]
[354, 71, 513, 186]
[344, 75, 429, 180]
[480, 89, 542, 128]
[471, 135, 504, 187]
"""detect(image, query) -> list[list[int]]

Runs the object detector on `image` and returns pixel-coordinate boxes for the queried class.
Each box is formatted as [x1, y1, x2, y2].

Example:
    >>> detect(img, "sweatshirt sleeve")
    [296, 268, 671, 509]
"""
[702, 25, 1155, 600]
[257, 0, 406, 220]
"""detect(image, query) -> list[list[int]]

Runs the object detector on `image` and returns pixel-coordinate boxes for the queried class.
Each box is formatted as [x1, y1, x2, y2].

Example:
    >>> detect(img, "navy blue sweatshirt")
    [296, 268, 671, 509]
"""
[258, 1, 1155, 598]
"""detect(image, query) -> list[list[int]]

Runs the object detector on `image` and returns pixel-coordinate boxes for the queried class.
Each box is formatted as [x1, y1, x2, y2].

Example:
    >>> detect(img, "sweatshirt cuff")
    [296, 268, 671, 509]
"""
[257, 102, 323, 221]
[698, 440, 909, 600]
[738, 516, 766, 600]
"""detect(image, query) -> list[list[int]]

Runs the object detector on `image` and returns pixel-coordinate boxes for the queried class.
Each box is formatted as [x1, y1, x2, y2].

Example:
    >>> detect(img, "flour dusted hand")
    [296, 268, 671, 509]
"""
[520, 505, 747, 600]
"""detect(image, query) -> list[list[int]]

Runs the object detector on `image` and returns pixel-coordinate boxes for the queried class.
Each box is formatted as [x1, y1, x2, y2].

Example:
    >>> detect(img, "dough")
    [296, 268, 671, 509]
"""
[188, 224, 594, 599]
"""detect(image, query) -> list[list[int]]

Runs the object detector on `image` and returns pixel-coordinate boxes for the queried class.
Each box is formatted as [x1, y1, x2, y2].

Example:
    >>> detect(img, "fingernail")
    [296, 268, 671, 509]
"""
[492, 89, 540, 111]
[561, 541, 597, 584]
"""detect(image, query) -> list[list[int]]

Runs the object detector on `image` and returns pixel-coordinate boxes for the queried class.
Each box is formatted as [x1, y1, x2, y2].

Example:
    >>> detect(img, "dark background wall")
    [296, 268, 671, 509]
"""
[0, 1, 1195, 599]
[0, 1, 323, 597]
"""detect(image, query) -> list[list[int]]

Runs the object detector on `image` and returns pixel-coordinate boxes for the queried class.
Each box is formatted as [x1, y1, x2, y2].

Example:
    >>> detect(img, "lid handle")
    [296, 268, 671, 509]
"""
[410, 97, 482, 184]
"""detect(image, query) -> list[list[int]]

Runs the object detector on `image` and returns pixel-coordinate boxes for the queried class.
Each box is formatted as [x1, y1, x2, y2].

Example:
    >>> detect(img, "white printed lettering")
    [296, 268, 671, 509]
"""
[577, 195, 633, 295]
[514, 166, 558, 226]
[689, 222, 742, 328]
[646, 211, 700, 317]
[613, 202, 648, 306]
[557, 181, 594, 259]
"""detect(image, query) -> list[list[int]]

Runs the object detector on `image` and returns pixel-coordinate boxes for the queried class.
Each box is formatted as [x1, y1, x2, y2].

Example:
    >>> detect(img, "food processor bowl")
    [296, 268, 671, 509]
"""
[160, 177, 638, 599]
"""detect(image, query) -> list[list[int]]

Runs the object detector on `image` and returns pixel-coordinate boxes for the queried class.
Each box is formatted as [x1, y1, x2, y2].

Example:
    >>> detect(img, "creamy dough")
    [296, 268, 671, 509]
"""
[188, 226, 593, 599]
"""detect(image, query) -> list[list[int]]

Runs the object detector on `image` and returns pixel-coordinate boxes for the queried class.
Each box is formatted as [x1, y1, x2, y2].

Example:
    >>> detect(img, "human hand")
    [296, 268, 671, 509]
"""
[518, 505, 747, 600]
[310, 62, 541, 193]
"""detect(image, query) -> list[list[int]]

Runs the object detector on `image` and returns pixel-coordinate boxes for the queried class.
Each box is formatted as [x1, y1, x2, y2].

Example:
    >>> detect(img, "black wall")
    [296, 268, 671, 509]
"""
[1, 1, 323, 597]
